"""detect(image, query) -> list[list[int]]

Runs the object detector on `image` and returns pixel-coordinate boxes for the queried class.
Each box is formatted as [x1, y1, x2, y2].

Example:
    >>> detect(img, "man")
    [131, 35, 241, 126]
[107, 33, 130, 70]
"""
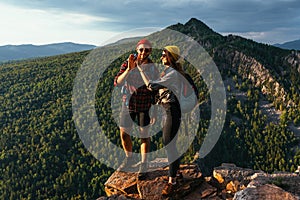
[114, 39, 158, 178]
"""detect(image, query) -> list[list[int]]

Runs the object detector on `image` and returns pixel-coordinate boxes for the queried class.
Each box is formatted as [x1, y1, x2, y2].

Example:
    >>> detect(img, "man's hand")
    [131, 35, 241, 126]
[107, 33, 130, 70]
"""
[128, 54, 136, 70]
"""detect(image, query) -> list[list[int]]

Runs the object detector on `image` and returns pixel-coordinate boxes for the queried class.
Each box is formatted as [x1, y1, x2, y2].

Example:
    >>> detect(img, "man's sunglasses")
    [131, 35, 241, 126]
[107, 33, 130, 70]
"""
[138, 48, 150, 53]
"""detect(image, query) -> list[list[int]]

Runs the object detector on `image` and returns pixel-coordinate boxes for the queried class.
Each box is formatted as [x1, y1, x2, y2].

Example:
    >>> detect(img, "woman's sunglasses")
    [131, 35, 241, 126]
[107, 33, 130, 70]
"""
[138, 48, 150, 53]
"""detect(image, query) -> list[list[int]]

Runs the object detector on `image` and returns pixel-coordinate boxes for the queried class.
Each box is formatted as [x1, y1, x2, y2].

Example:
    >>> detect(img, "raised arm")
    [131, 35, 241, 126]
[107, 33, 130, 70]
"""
[114, 54, 136, 86]
[136, 64, 151, 88]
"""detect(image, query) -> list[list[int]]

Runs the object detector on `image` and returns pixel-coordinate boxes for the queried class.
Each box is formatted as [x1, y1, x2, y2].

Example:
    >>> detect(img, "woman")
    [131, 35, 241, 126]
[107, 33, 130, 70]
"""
[136, 45, 184, 196]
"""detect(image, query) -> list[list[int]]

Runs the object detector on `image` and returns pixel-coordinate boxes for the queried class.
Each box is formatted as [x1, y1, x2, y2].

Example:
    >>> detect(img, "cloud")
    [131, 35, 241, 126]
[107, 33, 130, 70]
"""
[0, 2, 117, 45]
[0, 0, 299, 45]
[7, 0, 299, 29]
[198, 0, 300, 43]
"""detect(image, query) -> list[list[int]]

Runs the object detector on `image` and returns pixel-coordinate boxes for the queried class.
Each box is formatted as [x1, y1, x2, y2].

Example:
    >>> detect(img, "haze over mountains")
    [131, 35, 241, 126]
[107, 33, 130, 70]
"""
[274, 39, 300, 50]
[0, 42, 96, 62]
[0, 37, 299, 62]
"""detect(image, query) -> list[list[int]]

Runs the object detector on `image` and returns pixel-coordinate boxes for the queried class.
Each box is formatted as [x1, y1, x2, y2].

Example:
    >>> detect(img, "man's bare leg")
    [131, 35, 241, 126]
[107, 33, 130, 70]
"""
[140, 137, 150, 163]
[118, 127, 135, 171]
[120, 127, 132, 157]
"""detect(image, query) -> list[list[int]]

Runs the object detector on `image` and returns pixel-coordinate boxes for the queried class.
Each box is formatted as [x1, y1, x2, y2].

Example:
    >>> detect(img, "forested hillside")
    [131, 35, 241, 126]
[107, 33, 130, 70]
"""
[0, 18, 299, 199]
[0, 52, 113, 199]
[172, 18, 300, 174]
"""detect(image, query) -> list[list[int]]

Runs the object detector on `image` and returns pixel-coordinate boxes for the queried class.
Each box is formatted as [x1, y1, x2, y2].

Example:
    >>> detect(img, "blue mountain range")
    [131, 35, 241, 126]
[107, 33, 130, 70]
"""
[273, 39, 300, 50]
[0, 42, 96, 62]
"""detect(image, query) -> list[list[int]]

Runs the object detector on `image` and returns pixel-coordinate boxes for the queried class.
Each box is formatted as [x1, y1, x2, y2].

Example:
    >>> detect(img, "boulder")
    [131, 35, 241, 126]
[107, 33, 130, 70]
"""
[98, 162, 300, 199]
[104, 160, 204, 199]
[234, 184, 298, 200]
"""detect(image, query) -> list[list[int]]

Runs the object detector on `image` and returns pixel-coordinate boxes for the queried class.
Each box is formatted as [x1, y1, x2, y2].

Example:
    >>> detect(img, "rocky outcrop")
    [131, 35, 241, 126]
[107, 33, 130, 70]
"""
[102, 161, 204, 200]
[234, 184, 298, 200]
[97, 162, 299, 200]
[286, 51, 300, 73]
[213, 163, 300, 200]
[232, 50, 290, 105]
[214, 47, 296, 107]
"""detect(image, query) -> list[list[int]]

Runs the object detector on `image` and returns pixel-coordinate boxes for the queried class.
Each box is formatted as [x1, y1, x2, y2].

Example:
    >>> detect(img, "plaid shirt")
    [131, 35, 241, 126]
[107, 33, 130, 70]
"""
[114, 59, 159, 112]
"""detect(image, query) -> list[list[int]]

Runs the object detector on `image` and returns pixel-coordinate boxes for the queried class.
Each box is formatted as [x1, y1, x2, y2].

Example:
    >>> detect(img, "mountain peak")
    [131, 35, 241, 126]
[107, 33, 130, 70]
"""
[167, 17, 220, 41]
[184, 18, 218, 35]
[185, 18, 210, 28]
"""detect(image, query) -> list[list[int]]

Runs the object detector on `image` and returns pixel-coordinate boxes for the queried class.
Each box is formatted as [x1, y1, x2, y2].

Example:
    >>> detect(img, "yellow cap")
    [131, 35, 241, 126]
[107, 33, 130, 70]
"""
[164, 45, 180, 61]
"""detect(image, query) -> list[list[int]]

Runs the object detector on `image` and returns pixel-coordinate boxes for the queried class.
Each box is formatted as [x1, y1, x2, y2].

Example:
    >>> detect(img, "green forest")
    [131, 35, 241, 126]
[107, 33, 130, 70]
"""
[1, 19, 300, 199]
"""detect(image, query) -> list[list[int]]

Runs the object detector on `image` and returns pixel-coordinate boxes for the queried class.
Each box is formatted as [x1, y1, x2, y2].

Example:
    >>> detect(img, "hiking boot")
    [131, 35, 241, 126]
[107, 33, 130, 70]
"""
[176, 172, 183, 181]
[117, 156, 136, 172]
[162, 182, 178, 196]
[162, 172, 183, 182]
[137, 162, 148, 180]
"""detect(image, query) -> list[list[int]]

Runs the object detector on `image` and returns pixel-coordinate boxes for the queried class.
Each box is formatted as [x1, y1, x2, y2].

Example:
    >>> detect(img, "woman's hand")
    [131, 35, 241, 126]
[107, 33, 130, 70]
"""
[150, 106, 157, 125]
[150, 116, 157, 125]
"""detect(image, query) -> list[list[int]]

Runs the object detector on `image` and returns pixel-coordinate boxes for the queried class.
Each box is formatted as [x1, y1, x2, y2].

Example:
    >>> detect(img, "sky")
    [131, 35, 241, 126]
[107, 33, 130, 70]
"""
[0, 0, 299, 46]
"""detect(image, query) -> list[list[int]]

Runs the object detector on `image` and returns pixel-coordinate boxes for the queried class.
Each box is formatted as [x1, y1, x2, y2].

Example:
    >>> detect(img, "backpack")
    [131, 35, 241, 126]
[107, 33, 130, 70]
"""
[121, 63, 158, 107]
[179, 73, 199, 113]
[179, 73, 200, 136]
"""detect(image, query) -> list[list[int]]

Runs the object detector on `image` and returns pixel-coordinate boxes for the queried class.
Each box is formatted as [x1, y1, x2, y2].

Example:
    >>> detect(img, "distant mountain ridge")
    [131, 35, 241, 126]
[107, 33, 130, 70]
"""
[273, 39, 300, 50]
[1, 37, 298, 62]
[0, 42, 96, 62]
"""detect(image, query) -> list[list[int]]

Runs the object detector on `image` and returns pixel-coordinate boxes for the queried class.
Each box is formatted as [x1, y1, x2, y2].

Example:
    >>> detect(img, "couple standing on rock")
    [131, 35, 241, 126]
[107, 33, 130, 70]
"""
[114, 39, 185, 196]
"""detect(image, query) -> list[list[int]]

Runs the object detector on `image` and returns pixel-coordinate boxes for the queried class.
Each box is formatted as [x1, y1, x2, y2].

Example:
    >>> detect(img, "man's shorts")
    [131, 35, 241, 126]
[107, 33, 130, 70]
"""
[120, 104, 150, 128]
